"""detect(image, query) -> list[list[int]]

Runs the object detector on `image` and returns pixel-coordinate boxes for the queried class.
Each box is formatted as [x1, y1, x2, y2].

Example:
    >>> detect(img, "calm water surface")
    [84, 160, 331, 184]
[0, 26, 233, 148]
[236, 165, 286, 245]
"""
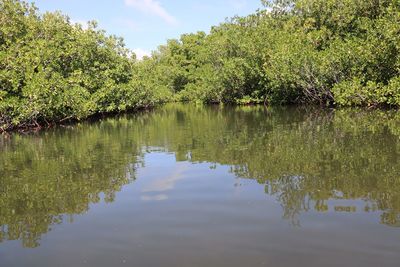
[0, 104, 399, 267]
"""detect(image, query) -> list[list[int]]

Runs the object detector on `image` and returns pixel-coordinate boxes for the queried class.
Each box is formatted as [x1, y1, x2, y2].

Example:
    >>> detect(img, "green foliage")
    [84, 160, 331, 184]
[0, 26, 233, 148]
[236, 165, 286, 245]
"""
[0, 0, 168, 131]
[1, 0, 400, 131]
[142, 0, 400, 107]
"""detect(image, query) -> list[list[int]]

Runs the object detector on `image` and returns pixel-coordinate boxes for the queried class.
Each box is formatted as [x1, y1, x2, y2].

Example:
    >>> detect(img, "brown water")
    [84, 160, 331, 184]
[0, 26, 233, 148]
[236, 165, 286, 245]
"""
[0, 104, 399, 267]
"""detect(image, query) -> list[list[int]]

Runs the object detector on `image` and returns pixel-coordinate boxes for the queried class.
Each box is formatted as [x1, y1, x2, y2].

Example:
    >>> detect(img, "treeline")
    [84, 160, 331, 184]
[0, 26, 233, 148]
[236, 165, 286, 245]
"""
[1, 0, 400, 131]
[0, 0, 170, 131]
[147, 0, 400, 106]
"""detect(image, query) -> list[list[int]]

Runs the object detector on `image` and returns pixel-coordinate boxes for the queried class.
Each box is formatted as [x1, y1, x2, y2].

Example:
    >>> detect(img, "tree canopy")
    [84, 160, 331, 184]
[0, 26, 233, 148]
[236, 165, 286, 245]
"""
[0, 0, 170, 131]
[1, 0, 400, 131]
[149, 0, 400, 106]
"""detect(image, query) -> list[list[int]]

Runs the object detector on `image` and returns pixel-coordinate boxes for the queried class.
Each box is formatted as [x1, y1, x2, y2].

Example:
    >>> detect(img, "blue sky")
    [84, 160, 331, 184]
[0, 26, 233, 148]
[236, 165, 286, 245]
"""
[28, 0, 263, 58]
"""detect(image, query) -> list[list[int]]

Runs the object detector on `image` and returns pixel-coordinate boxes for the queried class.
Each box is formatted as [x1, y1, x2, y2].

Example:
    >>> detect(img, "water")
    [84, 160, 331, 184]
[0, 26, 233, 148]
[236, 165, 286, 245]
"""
[0, 104, 399, 267]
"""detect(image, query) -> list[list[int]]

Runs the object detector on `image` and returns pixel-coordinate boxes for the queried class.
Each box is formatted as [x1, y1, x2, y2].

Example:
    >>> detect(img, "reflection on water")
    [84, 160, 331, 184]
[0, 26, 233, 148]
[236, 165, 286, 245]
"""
[0, 104, 399, 266]
[0, 121, 141, 248]
[141, 163, 188, 202]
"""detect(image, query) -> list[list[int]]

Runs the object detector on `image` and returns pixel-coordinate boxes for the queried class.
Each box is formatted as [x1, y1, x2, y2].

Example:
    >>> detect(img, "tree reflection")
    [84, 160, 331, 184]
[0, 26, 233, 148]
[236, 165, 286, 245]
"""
[0, 122, 142, 247]
[1, 104, 399, 247]
[129, 104, 400, 227]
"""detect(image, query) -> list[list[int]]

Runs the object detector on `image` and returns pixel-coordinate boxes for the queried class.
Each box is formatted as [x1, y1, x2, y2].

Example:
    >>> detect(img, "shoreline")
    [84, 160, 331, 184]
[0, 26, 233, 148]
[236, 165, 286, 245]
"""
[1, 101, 397, 135]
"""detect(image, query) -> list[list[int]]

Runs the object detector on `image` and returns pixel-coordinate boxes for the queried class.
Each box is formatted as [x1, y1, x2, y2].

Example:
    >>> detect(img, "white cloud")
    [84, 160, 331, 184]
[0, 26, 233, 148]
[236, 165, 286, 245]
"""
[124, 0, 178, 25]
[132, 48, 151, 60]
[142, 164, 186, 193]
[140, 164, 187, 202]
[141, 194, 168, 201]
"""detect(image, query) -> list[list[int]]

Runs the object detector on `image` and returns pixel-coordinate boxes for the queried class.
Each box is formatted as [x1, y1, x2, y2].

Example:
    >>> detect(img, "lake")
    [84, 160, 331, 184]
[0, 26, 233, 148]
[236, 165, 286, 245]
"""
[0, 104, 399, 267]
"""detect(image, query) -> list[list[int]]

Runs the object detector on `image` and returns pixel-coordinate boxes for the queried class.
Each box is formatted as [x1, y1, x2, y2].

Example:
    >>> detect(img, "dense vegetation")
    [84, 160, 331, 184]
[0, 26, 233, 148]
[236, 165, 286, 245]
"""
[0, 0, 170, 131]
[150, 0, 400, 106]
[1, 0, 400, 131]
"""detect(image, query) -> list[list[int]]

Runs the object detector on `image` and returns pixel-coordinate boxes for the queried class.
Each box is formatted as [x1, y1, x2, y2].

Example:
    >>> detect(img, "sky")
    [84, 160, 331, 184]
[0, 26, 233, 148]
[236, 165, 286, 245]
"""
[28, 0, 264, 58]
